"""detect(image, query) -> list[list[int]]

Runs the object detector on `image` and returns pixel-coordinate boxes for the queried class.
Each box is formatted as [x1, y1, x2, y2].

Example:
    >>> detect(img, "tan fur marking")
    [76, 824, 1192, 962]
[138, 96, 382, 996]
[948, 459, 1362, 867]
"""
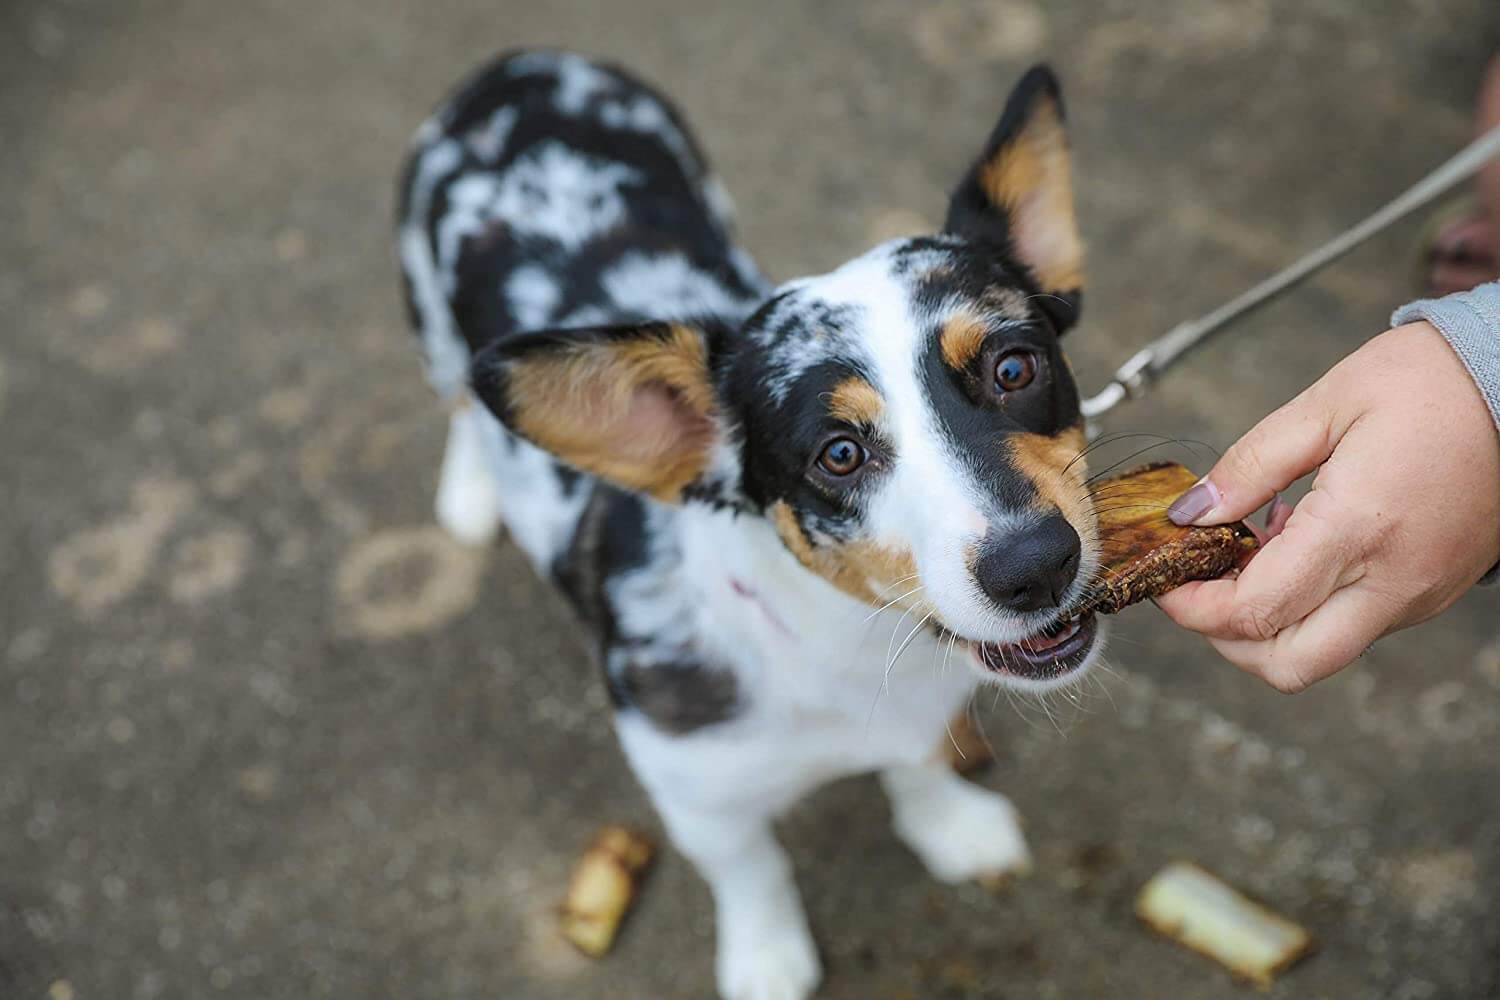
[979, 98, 1084, 294]
[1008, 426, 1096, 551]
[978, 285, 1029, 317]
[506, 324, 714, 502]
[939, 313, 988, 371]
[826, 376, 885, 427]
[770, 501, 919, 608]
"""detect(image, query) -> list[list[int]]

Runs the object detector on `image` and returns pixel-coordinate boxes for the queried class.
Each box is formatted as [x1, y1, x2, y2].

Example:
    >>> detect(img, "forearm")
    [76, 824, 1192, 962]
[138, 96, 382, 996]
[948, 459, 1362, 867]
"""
[1393, 281, 1500, 430]
[1392, 283, 1500, 584]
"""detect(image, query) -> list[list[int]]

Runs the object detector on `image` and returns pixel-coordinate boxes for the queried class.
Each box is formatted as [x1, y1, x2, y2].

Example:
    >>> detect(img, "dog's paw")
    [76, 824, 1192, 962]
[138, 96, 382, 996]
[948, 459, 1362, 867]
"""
[435, 473, 502, 546]
[435, 402, 505, 547]
[716, 918, 821, 1000]
[892, 781, 1032, 884]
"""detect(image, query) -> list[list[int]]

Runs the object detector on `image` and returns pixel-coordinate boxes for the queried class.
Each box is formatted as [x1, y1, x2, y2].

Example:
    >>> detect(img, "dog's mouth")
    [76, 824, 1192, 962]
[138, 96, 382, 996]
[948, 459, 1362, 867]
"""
[938, 610, 1099, 684]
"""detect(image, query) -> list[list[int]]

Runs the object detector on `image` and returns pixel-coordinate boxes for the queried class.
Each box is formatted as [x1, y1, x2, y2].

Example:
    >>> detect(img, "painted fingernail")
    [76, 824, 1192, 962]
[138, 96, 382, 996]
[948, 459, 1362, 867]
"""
[1167, 479, 1221, 526]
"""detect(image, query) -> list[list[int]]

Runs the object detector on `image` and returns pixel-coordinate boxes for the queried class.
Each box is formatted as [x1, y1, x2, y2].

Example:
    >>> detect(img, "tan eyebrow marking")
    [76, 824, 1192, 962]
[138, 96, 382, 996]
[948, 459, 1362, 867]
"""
[939, 312, 989, 371]
[826, 375, 884, 427]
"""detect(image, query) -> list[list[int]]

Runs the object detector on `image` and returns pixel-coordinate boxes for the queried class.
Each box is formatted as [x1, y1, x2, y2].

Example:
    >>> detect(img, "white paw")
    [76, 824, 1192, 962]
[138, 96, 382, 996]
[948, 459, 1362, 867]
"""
[892, 781, 1032, 884]
[716, 917, 821, 1000]
[435, 408, 504, 546]
[435, 473, 502, 546]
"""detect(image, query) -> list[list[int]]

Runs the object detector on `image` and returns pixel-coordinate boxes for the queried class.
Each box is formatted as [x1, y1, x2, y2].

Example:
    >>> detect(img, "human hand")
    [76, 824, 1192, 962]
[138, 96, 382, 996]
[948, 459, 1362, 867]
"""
[1155, 321, 1500, 692]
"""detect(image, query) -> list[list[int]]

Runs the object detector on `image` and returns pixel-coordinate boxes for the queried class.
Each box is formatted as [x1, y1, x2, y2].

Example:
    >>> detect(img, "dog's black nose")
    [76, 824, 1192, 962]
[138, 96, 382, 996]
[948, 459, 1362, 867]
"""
[975, 515, 1081, 614]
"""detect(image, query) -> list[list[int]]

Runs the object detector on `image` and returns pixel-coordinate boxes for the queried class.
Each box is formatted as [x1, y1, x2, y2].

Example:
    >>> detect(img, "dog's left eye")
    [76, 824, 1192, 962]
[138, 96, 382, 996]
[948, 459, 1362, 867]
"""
[817, 437, 866, 477]
[994, 351, 1037, 392]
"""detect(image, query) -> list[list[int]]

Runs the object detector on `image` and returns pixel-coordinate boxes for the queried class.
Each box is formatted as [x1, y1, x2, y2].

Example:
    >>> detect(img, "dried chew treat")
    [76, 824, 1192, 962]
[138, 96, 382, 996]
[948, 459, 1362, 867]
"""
[1136, 861, 1314, 988]
[560, 826, 655, 957]
[1084, 462, 1258, 615]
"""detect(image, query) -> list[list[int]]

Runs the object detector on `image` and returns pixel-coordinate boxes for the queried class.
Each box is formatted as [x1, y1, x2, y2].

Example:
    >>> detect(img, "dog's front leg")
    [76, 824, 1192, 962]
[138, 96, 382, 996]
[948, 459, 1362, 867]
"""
[656, 800, 821, 1000]
[434, 398, 504, 546]
[880, 762, 1032, 884]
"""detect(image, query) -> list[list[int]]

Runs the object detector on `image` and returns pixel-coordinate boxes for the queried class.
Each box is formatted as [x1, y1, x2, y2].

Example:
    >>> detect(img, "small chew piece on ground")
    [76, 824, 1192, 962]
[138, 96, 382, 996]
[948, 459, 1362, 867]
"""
[1137, 861, 1315, 988]
[1084, 462, 1259, 615]
[559, 826, 655, 957]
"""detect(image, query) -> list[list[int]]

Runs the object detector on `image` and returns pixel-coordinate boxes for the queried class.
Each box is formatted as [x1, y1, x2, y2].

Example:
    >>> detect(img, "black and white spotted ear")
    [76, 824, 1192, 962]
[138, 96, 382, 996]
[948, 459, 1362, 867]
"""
[945, 65, 1084, 332]
[470, 322, 723, 504]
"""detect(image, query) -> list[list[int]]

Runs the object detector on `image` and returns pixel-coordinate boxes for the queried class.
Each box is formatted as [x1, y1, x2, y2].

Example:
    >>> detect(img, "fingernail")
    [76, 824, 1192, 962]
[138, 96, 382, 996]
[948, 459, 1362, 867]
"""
[1167, 479, 1221, 526]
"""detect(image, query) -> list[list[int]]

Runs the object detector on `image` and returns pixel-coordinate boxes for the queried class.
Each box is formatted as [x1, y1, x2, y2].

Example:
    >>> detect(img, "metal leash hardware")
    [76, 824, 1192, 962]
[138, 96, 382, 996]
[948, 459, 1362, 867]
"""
[1080, 121, 1500, 422]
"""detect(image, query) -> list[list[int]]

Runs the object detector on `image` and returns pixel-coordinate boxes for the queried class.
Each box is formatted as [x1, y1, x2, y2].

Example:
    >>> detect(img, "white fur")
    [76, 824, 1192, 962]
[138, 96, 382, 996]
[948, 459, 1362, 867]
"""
[399, 137, 469, 397]
[600, 250, 761, 321]
[606, 506, 1033, 999]
[599, 94, 698, 180]
[881, 763, 1031, 882]
[435, 403, 505, 546]
[504, 264, 562, 331]
[483, 424, 592, 572]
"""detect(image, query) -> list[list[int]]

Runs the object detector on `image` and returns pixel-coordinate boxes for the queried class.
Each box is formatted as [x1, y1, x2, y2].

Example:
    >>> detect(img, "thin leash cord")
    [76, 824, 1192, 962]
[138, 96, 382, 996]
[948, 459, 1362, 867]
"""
[1082, 122, 1500, 425]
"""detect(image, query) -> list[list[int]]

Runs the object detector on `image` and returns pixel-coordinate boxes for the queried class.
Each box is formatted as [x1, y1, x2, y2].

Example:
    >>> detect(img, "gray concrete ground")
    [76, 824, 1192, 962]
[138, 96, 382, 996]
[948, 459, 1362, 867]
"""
[4, 1, 1500, 997]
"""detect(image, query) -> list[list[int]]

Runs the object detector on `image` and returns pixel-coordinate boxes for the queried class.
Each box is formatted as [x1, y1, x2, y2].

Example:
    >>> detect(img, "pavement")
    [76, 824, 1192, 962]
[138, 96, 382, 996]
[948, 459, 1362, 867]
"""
[4, 1, 1500, 997]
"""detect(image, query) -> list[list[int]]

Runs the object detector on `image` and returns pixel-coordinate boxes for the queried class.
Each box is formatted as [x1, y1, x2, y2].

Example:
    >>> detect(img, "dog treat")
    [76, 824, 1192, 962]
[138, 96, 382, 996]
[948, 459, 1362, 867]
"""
[560, 826, 656, 957]
[1136, 861, 1314, 988]
[1085, 462, 1258, 614]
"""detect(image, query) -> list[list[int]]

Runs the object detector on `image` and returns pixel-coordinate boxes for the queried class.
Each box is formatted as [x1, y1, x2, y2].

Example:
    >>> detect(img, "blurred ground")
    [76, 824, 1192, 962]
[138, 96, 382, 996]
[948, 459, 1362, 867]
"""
[4, 1, 1500, 998]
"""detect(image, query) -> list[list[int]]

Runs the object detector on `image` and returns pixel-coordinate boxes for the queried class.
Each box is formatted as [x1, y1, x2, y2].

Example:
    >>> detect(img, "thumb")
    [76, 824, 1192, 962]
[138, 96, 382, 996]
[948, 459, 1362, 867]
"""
[1168, 386, 1342, 526]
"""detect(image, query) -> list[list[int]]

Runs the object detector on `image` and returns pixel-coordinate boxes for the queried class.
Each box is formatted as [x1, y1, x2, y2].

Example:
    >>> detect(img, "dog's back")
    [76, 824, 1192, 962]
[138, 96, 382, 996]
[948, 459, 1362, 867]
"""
[395, 50, 771, 658]
[397, 49, 766, 401]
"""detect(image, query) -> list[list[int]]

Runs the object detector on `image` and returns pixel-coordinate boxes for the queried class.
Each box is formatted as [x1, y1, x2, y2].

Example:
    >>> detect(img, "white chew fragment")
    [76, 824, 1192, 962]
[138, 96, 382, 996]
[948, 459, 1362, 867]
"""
[1136, 861, 1313, 988]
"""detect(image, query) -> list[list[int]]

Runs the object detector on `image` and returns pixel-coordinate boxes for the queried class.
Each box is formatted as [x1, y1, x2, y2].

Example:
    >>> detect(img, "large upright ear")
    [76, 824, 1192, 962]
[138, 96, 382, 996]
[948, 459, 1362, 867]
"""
[470, 322, 721, 503]
[945, 65, 1084, 332]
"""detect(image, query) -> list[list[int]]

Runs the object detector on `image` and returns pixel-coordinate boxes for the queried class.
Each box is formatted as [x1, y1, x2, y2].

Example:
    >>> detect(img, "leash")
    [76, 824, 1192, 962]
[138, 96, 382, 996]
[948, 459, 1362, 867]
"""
[1081, 122, 1500, 422]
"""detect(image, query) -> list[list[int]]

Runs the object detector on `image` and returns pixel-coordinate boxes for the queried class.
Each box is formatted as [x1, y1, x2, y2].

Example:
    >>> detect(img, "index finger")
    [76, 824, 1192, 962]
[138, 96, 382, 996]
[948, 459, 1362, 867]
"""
[1156, 498, 1360, 641]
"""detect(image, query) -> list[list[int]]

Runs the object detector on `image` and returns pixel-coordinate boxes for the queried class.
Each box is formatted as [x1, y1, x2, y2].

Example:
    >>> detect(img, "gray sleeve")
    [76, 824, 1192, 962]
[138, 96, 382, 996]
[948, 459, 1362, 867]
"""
[1391, 281, 1500, 586]
[1393, 281, 1500, 429]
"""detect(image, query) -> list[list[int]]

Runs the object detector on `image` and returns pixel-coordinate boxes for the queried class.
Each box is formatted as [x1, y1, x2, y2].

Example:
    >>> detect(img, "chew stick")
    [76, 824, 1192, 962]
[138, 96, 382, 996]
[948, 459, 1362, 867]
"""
[1137, 861, 1314, 988]
[560, 826, 655, 957]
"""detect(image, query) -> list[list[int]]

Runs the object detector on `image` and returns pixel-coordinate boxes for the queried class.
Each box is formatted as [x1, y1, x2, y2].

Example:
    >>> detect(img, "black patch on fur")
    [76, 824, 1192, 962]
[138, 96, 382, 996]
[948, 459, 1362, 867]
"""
[722, 353, 885, 529]
[609, 661, 740, 734]
[400, 51, 753, 360]
[551, 484, 648, 636]
[916, 309, 1082, 516]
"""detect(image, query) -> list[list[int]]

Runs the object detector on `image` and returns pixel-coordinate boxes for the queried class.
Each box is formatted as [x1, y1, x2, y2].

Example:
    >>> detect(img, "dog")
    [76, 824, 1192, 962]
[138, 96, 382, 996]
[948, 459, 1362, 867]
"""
[397, 49, 1104, 1000]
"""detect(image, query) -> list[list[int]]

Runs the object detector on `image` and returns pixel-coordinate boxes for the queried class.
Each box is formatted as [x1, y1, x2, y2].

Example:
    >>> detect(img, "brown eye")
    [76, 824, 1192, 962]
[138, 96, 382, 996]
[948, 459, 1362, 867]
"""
[817, 437, 865, 476]
[994, 350, 1037, 392]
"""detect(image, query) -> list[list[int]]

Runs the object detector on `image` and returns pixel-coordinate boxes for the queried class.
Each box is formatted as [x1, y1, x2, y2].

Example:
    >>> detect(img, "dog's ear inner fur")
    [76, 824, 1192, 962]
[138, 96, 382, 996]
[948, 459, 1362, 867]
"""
[945, 64, 1083, 332]
[471, 323, 717, 503]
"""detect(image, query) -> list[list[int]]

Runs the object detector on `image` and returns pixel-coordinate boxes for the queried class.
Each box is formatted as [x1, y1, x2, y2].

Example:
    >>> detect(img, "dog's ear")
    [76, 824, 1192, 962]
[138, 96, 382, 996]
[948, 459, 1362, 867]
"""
[471, 322, 722, 503]
[945, 65, 1083, 332]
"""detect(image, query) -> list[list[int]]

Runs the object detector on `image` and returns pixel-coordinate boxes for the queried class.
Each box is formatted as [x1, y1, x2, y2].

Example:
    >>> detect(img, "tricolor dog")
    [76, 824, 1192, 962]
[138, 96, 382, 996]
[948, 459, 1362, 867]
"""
[398, 50, 1103, 1000]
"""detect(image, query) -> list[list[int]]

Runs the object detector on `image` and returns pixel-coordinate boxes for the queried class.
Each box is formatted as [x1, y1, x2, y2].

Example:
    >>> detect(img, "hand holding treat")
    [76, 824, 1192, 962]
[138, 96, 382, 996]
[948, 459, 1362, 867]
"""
[1084, 462, 1259, 615]
[1156, 322, 1500, 692]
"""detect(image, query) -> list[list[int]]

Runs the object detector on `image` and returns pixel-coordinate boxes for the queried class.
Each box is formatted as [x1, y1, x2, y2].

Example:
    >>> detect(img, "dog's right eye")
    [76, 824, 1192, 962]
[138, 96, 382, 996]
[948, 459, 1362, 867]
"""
[994, 350, 1037, 393]
[816, 437, 866, 477]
